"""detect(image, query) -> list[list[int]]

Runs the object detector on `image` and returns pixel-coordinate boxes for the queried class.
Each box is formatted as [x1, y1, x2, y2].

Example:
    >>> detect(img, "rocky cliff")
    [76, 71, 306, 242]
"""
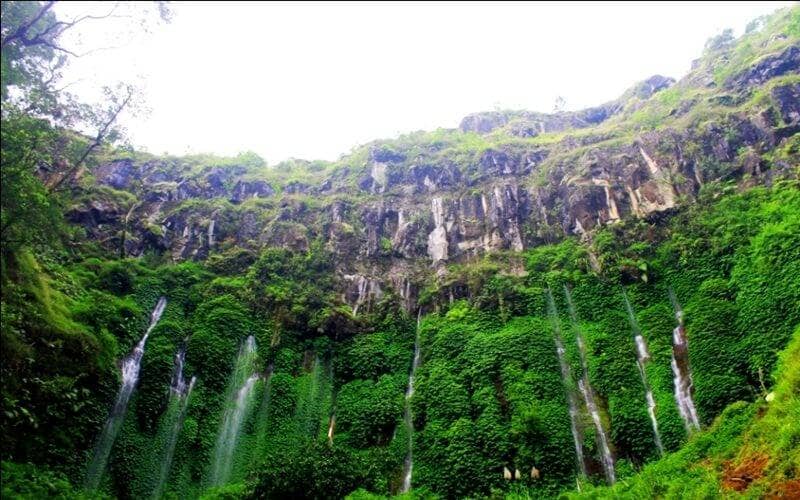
[66, 26, 799, 314]
[5, 6, 800, 499]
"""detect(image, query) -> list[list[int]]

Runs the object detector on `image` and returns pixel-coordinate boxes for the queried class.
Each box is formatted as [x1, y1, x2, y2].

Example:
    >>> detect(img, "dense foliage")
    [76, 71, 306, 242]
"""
[2, 176, 796, 499]
[1, 2, 798, 499]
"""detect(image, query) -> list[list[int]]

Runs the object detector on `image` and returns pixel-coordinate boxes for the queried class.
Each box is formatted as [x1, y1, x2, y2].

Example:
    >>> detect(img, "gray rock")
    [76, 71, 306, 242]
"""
[725, 45, 800, 89]
[230, 180, 275, 203]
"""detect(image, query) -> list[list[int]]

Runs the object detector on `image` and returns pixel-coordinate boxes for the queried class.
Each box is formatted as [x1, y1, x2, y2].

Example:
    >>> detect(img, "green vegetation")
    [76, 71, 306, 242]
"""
[7, 171, 794, 499]
[567, 325, 799, 499]
[1, 2, 798, 499]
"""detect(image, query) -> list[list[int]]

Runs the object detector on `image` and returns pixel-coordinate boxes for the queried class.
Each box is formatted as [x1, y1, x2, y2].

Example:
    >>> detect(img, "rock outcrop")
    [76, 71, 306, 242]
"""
[65, 38, 799, 313]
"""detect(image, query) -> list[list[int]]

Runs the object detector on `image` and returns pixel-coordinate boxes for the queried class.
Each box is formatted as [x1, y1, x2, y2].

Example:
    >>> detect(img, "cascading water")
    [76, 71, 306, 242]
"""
[546, 289, 588, 478]
[85, 297, 167, 490]
[327, 413, 336, 445]
[400, 309, 423, 493]
[669, 290, 700, 432]
[209, 336, 259, 487]
[208, 219, 216, 247]
[254, 363, 275, 456]
[291, 353, 330, 441]
[303, 355, 323, 437]
[564, 286, 615, 484]
[170, 345, 188, 396]
[623, 291, 664, 455]
[577, 380, 616, 482]
[327, 361, 337, 445]
[149, 344, 196, 497]
[152, 370, 196, 500]
[353, 276, 368, 316]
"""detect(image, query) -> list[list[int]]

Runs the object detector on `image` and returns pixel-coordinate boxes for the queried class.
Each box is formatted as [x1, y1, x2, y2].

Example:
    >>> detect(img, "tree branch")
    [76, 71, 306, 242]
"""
[2, 1, 126, 57]
[0, 1, 56, 49]
[20, 36, 80, 57]
[49, 88, 134, 192]
[33, 3, 127, 41]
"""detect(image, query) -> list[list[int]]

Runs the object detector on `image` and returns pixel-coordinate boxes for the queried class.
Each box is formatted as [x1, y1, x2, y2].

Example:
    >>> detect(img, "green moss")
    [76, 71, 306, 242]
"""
[2, 6, 799, 500]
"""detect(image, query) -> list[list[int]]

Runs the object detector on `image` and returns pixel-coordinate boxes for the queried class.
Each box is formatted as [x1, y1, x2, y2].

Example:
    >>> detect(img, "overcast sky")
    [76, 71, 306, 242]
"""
[55, 1, 793, 163]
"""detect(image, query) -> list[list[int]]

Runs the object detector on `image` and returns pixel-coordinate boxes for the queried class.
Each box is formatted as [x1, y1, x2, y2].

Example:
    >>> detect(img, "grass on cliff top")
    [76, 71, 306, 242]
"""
[82, 8, 797, 200]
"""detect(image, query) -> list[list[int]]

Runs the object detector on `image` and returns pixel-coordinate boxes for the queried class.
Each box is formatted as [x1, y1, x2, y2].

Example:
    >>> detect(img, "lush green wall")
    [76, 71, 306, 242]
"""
[1, 179, 797, 499]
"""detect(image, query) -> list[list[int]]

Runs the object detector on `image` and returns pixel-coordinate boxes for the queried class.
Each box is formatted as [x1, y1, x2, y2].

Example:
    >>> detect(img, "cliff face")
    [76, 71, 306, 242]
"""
[66, 27, 799, 314]
[5, 8, 800, 499]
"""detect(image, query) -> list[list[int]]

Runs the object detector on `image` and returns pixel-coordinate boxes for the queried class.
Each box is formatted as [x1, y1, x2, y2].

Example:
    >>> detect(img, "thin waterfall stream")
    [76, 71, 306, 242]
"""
[169, 344, 189, 396]
[669, 290, 701, 432]
[623, 291, 664, 455]
[254, 363, 275, 456]
[564, 286, 615, 484]
[209, 336, 259, 487]
[85, 297, 167, 490]
[327, 361, 336, 445]
[546, 289, 588, 478]
[152, 344, 196, 499]
[400, 309, 423, 493]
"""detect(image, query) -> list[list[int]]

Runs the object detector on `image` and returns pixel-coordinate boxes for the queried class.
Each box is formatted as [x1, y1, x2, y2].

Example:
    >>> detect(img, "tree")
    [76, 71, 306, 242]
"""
[703, 28, 734, 53]
[0, 112, 61, 252]
[0, 1, 170, 254]
[2, 1, 171, 115]
[745, 16, 767, 34]
[553, 96, 566, 113]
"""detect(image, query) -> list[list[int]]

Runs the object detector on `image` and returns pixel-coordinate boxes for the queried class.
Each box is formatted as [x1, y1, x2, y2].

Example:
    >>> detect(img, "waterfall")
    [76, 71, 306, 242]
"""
[326, 360, 337, 445]
[208, 219, 216, 247]
[210, 336, 259, 487]
[427, 197, 448, 262]
[291, 353, 332, 441]
[152, 373, 196, 500]
[564, 287, 615, 484]
[353, 276, 368, 316]
[669, 290, 700, 432]
[400, 310, 423, 493]
[254, 363, 275, 455]
[170, 345, 188, 396]
[623, 292, 664, 455]
[546, 289, 588, 478]
[305, 356, 323, 437]
[85, 297, 167, 490]
[327, 413, 336, 445]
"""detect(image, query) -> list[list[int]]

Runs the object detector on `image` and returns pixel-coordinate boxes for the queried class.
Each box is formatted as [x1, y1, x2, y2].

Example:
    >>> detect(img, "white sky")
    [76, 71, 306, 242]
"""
[55, 1, 793, 163]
